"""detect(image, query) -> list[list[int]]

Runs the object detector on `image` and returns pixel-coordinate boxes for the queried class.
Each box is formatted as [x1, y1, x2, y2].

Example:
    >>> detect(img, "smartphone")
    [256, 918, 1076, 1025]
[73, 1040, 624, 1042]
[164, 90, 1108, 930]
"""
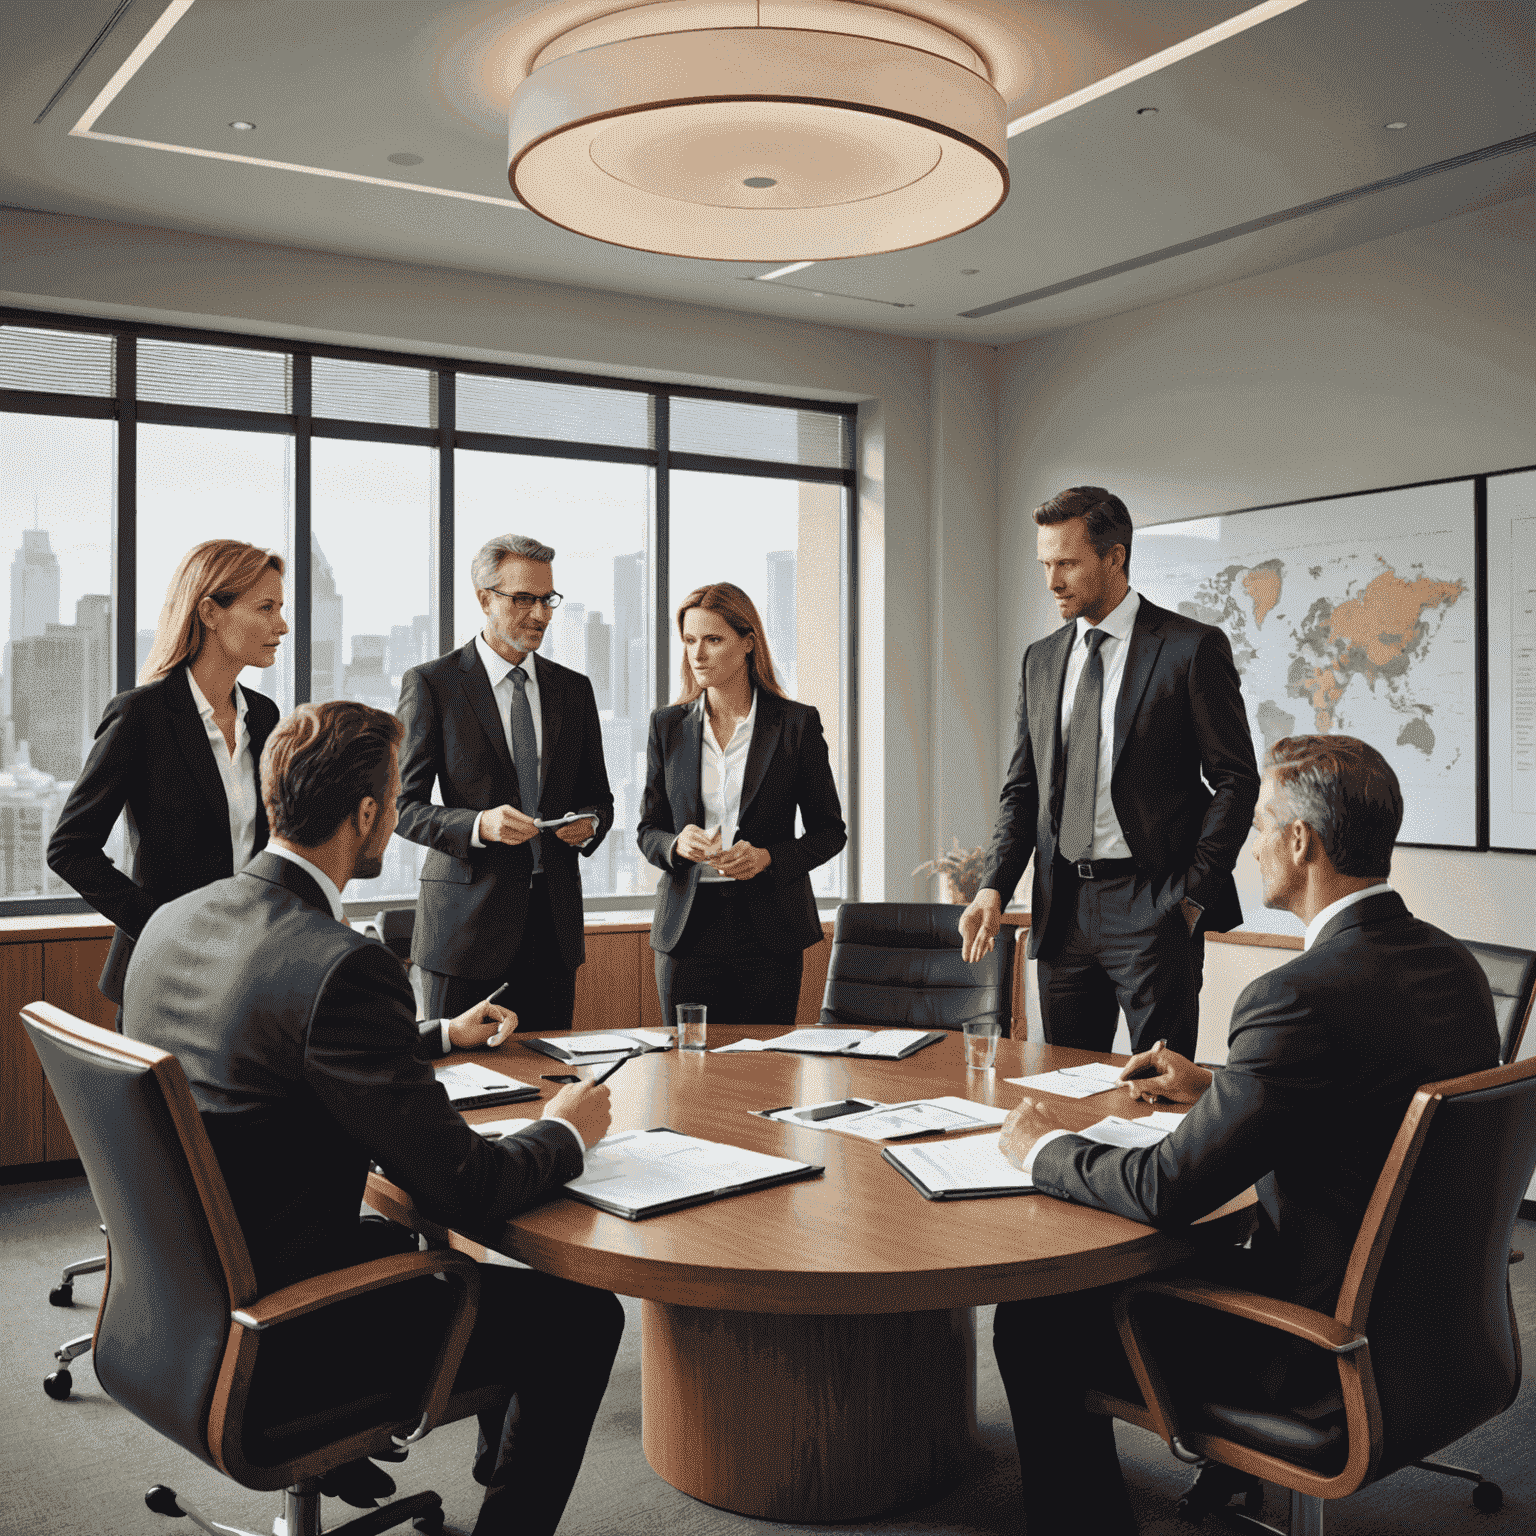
[541, 1074, 582, 1084]
[795, 1099, 874, 1122]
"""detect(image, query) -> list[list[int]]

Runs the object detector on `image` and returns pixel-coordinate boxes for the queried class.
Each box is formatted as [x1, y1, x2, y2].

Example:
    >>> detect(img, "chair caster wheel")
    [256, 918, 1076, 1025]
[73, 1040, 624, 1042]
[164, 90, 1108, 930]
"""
[43, 1368, 72, 1400]
[412, 1499, 446, 1533]
[145, 1485, 184, 1516]
[49, 1282, 74, 1307]
[1473, 1480, 1503, 1513]
[1176, 1461, 1263, 1520]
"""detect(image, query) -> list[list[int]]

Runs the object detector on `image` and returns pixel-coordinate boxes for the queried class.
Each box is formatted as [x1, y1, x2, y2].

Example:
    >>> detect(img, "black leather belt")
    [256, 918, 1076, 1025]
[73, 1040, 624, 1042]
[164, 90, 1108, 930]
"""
[1064, 856, 1138, 880]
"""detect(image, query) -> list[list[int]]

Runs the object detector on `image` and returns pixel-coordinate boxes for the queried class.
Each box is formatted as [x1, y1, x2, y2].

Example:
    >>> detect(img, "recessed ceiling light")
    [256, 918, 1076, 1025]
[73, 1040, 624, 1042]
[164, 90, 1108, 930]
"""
[743, 176, 777, 188]
[229, 120, 255, 131]
[1136, 106, 1158, 116]
[1384, 121, 1409, 130]
[388, 151, 424, 166]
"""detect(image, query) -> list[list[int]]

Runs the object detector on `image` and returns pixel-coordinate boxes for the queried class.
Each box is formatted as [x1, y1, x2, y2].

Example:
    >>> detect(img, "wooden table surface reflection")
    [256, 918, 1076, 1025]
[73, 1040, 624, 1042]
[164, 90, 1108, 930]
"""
[367, 1026, 1250, 1522]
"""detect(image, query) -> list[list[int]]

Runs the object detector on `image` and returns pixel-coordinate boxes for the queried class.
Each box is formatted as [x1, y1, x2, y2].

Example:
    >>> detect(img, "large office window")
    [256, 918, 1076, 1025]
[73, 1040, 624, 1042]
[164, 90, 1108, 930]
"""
[0, 315, 857, 914]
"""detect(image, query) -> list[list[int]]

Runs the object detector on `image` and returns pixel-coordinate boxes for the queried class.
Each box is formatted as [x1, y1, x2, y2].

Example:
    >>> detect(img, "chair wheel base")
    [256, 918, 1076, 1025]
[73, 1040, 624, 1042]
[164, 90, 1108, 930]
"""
[145, 1484, 183, 1516]
[43, 1368, 72, 1400]
[1473, 1480, 1503, 1513]
[1177, 1460, 1263, 1521]
[48, 1283, 74, 1307]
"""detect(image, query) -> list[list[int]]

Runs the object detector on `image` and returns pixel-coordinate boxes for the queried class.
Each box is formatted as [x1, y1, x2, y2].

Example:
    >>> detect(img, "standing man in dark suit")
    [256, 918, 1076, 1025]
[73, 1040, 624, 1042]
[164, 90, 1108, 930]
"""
[124, 700, 624, 1536]
[990, 736, 1499, 1535]
[961, 486, 1260, 1058]
[396, 534, 614, 1030]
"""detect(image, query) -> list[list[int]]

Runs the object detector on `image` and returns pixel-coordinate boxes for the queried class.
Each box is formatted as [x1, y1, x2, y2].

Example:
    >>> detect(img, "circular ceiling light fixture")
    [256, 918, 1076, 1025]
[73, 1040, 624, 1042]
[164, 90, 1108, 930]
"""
[506, 0, 1009, 262]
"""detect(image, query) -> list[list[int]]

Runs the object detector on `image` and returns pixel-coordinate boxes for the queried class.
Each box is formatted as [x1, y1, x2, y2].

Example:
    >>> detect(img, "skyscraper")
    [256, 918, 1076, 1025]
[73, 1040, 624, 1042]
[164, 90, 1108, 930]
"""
[585, 611, 612, 711]
[9, 528, 60, 644]
[765, 548, 796, 694]
[311, 537, 344, 702]
[11, 625, 86, 779]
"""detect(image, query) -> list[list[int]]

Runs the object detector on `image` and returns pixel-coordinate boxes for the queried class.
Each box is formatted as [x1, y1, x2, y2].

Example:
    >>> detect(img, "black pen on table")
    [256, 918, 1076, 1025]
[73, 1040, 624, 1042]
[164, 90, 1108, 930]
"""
[1123, 1038, 1168, 1089]
[591, 1048, 642, 1086]
[481, 982, 513, 1047]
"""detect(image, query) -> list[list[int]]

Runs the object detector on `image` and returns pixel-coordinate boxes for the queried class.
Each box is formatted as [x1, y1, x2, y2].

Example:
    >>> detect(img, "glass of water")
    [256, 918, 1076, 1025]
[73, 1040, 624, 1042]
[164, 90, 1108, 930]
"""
[962, 1019, 1001, 1071]
[676, 1004, 708, 1051]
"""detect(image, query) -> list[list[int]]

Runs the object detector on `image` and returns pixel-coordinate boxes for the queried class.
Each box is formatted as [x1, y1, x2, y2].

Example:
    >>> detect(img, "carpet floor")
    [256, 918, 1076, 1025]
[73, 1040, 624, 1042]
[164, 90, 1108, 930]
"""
[2, 1177, 1531, 1536]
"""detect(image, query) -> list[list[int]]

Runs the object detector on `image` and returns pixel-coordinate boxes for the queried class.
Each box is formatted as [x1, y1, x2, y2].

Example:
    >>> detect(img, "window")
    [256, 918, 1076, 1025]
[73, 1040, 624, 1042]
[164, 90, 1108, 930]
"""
[0, 314, 856, 914]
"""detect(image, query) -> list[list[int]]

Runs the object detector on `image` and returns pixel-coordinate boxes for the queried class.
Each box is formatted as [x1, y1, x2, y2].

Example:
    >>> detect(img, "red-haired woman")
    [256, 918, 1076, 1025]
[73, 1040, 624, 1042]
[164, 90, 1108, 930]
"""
[638, 582, 846, 1026]
[48, 539, 288, 1008]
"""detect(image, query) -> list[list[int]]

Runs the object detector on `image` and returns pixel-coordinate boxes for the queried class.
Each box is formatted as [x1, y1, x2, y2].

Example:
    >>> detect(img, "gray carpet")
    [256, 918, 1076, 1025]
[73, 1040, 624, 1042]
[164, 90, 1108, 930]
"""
[2, 1176, 1531, 1536]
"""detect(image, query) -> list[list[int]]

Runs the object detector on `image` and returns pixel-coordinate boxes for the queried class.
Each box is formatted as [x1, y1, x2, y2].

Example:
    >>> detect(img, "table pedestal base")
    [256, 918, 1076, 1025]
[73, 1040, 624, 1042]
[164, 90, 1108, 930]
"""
[640, 1301, 979, 1522]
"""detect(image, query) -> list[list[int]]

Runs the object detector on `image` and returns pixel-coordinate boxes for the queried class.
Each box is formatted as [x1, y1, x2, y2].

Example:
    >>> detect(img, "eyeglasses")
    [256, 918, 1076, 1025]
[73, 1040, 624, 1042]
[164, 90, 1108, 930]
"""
[484, 588, 563, 612]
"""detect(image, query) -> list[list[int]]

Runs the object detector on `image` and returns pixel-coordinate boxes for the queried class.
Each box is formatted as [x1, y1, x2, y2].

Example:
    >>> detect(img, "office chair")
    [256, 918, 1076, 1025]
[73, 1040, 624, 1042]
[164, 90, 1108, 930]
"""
[22, 1000, 505, 1536]
[365, 908, 426, 1017]
[1461, 938, 1536, 1064]
[1085, 1055, 1536, 1535]
[43, 1241, 105, 1399]
[819, 902, 1016, 1035]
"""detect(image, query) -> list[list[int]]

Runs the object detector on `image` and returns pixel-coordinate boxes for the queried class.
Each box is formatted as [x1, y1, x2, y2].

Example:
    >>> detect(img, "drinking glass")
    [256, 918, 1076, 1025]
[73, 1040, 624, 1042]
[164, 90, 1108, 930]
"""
[676, 1004, 708, 1051]
[963, 1019, 1000, 1070]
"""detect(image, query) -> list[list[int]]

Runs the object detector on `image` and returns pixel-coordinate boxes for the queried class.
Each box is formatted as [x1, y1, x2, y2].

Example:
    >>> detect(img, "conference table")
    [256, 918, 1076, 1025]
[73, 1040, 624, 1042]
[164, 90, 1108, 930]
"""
[366, 1026, 1252, 1523]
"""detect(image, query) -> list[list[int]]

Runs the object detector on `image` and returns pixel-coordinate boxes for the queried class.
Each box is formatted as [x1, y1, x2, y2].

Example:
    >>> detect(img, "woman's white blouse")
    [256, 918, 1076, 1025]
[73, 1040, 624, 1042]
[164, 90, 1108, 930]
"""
[184, 668, 258, 868]
[697, 690, 758, 884]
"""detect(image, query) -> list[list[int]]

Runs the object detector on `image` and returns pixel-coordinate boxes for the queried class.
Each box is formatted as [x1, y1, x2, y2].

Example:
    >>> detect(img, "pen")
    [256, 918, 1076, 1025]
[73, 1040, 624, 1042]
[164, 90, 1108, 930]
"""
[592, 1049, 641, 1086]
[483, 983, 513, 1047]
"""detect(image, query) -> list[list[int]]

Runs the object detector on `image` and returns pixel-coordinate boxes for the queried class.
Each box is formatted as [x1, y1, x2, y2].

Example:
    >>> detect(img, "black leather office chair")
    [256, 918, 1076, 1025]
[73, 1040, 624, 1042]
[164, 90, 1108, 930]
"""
[22, 1000, 503, 1536]
[1086, 1055, 1536, 1535]
[1461, 938, 1536, 1064]
[819, 902, 1016, 1035]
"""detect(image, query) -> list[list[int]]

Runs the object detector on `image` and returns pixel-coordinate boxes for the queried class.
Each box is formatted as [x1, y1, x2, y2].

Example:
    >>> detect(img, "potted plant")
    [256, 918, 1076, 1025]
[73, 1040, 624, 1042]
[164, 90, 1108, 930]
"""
[913, 840, 987, 904]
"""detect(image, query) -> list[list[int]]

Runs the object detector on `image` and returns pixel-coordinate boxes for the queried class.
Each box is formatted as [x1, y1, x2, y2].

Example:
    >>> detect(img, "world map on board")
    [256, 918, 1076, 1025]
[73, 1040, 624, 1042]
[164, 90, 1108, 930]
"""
[1135, 483, 1478, 848]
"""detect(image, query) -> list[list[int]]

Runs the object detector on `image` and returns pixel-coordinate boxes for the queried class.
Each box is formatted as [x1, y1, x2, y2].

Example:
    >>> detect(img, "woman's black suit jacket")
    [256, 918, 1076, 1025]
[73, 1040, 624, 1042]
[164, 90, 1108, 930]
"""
[47, 667, 280, 1003]
[638, 690, 846, 955]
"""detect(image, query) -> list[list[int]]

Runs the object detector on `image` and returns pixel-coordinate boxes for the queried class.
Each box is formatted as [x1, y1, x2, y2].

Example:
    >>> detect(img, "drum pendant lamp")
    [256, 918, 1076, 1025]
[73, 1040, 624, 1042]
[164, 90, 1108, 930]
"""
[507, 0, 1009, 261]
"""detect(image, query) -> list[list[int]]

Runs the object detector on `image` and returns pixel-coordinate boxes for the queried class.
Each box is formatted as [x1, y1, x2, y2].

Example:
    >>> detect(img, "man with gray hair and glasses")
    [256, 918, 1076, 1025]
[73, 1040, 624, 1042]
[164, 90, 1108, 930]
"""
[397, 534, 614, 1030]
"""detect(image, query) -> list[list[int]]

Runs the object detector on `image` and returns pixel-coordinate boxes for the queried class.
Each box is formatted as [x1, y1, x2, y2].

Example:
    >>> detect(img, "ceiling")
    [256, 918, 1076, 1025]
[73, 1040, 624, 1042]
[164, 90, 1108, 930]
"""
[2, 0, 1532, 347]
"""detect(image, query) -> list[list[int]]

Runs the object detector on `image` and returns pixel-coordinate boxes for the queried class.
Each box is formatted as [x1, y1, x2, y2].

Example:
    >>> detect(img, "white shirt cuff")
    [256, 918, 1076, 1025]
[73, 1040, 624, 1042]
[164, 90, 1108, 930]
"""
[1022, 1127, 1075, 1175]
[470, 815, 485, 849]
[545, 1115, 586, 1168]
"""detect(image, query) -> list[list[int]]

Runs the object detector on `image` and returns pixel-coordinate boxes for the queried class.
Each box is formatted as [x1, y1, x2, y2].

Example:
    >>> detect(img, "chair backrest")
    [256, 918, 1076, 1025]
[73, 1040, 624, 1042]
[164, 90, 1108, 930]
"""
[819, 902, 1016, 1034]
[371, 908, 416, 963]
[1460, 938, 1536, 1063]
[21, 1002, 254, 1469]
[1334, 1056, 1536, 1477]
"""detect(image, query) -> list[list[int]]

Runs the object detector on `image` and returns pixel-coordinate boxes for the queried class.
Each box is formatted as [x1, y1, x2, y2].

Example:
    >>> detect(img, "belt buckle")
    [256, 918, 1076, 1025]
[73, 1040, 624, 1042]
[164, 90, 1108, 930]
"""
[1075, 860, 1095, 880]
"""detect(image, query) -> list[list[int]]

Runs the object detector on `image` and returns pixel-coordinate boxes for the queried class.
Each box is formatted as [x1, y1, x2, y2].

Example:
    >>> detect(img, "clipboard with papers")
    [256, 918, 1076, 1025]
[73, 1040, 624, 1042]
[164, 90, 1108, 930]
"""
[564, 1128, 822, 1220]
[714, 1027, 945, 1060]
[520, 1029, 675, 1063]
[433, 1062, 541, 1109]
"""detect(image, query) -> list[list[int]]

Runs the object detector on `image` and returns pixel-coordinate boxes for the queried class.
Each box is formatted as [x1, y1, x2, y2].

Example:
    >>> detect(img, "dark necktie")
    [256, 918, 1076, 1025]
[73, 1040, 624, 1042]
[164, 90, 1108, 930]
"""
[507, 665, 542, 874]
[1059, 628, 1107, 864]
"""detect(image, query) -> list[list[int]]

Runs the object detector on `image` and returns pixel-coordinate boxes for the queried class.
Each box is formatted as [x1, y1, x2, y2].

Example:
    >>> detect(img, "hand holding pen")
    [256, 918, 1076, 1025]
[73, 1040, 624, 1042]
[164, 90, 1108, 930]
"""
[445, 982, 517, 1051]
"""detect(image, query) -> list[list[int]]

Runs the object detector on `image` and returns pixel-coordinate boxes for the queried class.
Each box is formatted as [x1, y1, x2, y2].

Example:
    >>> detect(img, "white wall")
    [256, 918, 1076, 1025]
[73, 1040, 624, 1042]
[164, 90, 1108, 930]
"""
[996, 196, 1536, 1057]
[1, 205, 1001, 906]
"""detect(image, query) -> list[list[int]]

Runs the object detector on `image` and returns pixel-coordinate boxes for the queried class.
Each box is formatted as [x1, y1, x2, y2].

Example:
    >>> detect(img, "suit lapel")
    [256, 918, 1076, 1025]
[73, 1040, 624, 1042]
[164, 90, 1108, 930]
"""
[670, 700, 706, 829]
[1112, 603, 1164, 777]
[1029, 624, 1075, 821]
[456, 642, 517, 787]
[533, 652, 560, 796]
[165, 669, 234, 827]
[737, 690, 782, 824]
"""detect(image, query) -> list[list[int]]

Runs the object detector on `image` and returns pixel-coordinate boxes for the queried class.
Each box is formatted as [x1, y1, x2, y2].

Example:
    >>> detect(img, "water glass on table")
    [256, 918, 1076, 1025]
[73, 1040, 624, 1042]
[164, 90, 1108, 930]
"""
[962, 1018, 1000, 1071]
[677, 1004, 708, 1051]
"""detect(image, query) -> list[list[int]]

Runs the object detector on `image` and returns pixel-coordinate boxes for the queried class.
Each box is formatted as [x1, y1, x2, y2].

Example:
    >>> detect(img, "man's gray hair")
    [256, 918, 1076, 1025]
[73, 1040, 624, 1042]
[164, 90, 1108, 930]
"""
[471, 534, 556, 591]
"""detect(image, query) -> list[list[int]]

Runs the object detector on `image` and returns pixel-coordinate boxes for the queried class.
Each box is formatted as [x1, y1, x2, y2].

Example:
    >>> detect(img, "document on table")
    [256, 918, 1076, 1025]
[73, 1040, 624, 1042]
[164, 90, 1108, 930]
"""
[882, 1132, 1036, 1200]
[434, 1062, 541, 1108]
[564, 1128, 822, 1220]
[1077, 1112, 1185, 1148]
[521, 1030, 674, 1063]
[765, 1096, 1010, 1141]
[758, 1027, 946, 1059]
[1005, 1061, 1126, 1099]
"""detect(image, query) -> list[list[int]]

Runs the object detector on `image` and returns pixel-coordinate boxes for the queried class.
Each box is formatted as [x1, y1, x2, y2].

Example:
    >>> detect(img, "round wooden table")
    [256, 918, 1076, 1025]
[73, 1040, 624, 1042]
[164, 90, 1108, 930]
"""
[369, 1027, 1250, 1523]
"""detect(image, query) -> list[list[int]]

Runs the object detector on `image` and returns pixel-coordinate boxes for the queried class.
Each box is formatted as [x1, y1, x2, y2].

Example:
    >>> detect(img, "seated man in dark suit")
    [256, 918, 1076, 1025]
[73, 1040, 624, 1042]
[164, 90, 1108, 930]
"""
[992, 735, 1499, 1535]
[124, 698, 623, 1536]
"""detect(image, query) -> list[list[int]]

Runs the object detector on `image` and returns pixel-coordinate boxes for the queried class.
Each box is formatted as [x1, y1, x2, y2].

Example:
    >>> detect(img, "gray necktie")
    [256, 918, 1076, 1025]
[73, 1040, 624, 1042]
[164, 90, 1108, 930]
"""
[507, 665, 542, 873]
[1059, 628, 1108, 864]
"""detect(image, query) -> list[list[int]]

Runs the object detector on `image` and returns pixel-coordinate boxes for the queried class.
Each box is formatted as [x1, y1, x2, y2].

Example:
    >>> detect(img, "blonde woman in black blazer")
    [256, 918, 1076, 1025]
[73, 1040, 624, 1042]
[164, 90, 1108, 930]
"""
[638, 582, 846, 1026]
[48, 540, 288, 1006]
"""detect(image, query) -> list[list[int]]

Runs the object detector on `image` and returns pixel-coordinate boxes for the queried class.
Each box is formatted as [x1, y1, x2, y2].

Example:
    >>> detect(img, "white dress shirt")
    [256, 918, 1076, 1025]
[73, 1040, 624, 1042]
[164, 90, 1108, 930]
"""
[469, 631, 543, 849]
[185, 667, 259, 870]
[696, 690, 758, 883]
[1303, 882, 1391, 951]
[265, 842, 585, 1158]
[1058, 588, 1140, 861]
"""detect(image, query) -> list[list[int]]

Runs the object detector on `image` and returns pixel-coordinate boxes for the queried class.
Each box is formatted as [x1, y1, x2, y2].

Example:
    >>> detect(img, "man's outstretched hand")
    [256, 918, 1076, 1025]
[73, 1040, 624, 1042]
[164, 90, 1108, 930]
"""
[960, 889, 1003, 963]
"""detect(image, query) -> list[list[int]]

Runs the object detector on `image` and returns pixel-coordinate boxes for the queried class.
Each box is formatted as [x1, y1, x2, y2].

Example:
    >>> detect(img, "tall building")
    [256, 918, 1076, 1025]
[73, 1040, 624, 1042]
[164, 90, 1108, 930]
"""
[611, 552, 645, 720]
[585, 611, 612, 711]
[554, 601, 586, 673]
[0, 749, 68, 897]
[311, 537, 344, 702]
[11, 625, 86, 779]
[342, 633, 397, 710]
[765, 549, 796, 695]
[76, 594, 111, 738]
[9, 529, 59, 644]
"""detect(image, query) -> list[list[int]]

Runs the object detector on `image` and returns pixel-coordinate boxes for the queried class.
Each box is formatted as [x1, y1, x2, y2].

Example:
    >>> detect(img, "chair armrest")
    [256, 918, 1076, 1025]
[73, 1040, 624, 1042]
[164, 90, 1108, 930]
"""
[232, 1250, 480, 1332]
[1121, 1277, 1368, 1355]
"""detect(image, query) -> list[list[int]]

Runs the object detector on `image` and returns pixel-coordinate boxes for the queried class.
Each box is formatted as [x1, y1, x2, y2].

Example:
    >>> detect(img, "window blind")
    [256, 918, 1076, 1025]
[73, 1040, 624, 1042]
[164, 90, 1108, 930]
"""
[670, 397, 850, 470]
[312, 357, 436, 428]
[138, 339, 290, 413]
[456, 372, 652, 449]
[0, 326, 113, 397]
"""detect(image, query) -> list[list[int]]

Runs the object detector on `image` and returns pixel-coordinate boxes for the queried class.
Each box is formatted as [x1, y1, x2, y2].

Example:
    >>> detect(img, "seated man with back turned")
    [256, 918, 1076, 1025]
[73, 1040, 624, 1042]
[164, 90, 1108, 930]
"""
[124, 698, 623, 1536]
[992, 735, 1499, 1535]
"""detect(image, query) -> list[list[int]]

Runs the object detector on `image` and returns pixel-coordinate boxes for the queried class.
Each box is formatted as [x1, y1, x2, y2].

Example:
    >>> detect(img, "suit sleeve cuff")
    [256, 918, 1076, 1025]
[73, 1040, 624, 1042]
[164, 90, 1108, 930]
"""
[1022, 1127, 1075, 1175]
[543, 1115, 586, 1170]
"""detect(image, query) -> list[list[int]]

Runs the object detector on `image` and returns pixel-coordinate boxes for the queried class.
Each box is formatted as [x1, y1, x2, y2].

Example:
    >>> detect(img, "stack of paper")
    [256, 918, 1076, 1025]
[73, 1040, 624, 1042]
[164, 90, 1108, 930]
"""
[522, 1030, 673, 1063]
[883, 1132, 1035, 1200]
[723, 1027, 945, 1059]
[434, 1062, 540, 1108]
[1005, 1061, 1125, 1099]
[768, 1096, 1009, 1141]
